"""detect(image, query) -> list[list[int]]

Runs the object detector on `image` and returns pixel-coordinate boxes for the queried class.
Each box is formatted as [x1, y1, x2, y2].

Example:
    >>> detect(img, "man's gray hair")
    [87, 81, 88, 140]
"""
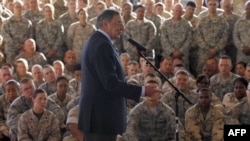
[96, 9, 120, 29]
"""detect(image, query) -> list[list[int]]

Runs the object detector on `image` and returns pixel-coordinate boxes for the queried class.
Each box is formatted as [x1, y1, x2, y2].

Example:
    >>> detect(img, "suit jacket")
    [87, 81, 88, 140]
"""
[78, 31, 142, 134]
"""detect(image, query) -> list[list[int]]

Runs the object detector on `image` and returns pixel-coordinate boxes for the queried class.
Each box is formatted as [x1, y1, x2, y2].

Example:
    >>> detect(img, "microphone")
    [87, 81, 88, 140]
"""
[123, 34, 147, 52]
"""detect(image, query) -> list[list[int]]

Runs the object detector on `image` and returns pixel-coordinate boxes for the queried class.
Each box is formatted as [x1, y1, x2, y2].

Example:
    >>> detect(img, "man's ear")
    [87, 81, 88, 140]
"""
[102, 19, 108, 27]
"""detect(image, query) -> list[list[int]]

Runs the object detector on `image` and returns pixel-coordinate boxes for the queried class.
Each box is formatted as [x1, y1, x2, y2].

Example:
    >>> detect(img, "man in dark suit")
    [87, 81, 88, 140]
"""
[78, 9, 161, 141]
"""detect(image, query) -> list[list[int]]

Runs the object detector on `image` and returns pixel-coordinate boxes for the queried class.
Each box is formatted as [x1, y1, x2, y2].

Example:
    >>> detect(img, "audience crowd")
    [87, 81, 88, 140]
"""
[0, 0, 248, 140]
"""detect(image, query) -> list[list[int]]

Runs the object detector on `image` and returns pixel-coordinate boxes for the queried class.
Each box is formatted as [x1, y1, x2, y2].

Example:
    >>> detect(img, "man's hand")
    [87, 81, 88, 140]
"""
[145, 85, 162, 97]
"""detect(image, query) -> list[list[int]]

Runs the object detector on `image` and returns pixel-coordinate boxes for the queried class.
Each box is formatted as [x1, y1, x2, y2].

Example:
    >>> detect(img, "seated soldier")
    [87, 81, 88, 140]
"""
[38, 64, 76, 96]
[63, 105, 83, 141]
[185, 88, 224, 141]
[0, 80, 19, 140]
[31, 64, 45, 88]
[15, 38, 47, 71]
[49, 76, 73, 124]
[53, 60, 65, 78]
[161, 70, 198, 126]
[226, 82, 250, 125]
[17, 89, 61, 141]
[63, 50, 77, 80]
[69, 64, 81, 97]
[223, 77, 248, 112]
[122, 72, 185, 141]
[13, 58, 32, 82]
[7, 78, 65, 141]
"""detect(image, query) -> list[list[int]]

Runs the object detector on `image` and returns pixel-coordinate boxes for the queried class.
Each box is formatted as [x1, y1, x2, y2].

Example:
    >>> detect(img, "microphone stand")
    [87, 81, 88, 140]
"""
[137, 50, 193, 141]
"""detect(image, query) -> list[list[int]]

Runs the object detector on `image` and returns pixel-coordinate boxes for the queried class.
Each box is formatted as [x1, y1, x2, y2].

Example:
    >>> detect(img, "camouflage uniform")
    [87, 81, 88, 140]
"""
[18, 109, 61, 141]
[161, 11, 172, 20]
[35, 19, 64, 64]
[182, 15, 200, 75]
[58, 12, 78, 36]
[126, 97, 146, 116]
[185, 103, 224, 141]
[157, 70, 174, 85]
[1, 16, 33, 63]
[113, 14, 136, 54]
[0, 85, 5, 95]
[89, 17, 97, 27]
[196, 15, 229, 72]
[53, 2, 67, 19]
[160, 18, 192, 68]
[210, 73, 240, 101]
[66, 22, 96, 63]
[122, 14, 136, 25]
[63, 67, 74, 80]
[48, 93, 72, 121]
[223, 92, 247, 112]
[227, 100, 250, 125]
[22, 10, 44, 26]
[233, 18, 250, 63]
[128, 73, 145, 86]
[34, 80, 45, 89]
[87, 5, 97, 20]
[38, 82, 76, 96]
[58, 12, 78, 52]
[0, 94, 11, 123]
[66, 105, 79, 125]
[69, 78, 81, 96]
[182, 14, 200, 29]
[233, 0, 246, 15]
[160, 89, 198, 126]
[123, 101, 186, 141]
[63, 105, 79, 141]
[219, 13, 240, 65]
[7, 95, 65, 140]
[0, 94, 11, 139]
[124, 18, 157, 61]
[66, 96, 79, 112]
[194, 6, 207, 16]
[145, 14, 163, 56]
[15, 52, 48, 70]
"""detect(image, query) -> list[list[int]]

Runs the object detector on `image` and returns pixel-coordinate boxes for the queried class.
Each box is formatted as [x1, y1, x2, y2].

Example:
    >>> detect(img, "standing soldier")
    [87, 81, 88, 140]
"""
[161, 3, 192, 70]
[219, 0, 240, 65]
[35, 3, 64, 64]
[124, 4, 157, 61]
[195, 0, 228, 73]
[210, 55, 240, 101]
[58, 0, 79, 52]
[22, 0, 44, 26]
[66, 8, 96, 63]
[87, 0, 100, 20]
[1, 0, 33, 64]
[53, 0, 67, 19]
[145, 0, 163, 58]
[233, 1, 250, 64]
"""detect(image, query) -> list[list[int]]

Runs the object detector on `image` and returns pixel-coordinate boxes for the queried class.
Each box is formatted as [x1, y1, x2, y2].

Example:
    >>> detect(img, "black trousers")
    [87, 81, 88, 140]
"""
[84, 132, 117, 141]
